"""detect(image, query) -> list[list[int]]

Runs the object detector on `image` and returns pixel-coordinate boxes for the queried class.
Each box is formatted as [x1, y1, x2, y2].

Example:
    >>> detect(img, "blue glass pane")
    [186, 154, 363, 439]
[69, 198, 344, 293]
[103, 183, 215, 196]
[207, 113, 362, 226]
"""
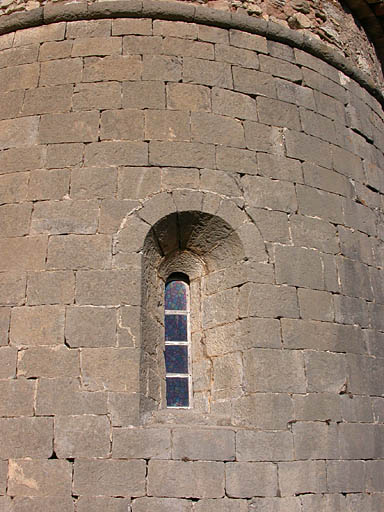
[166, 377, 189, 407]
[165, 345, 188, 374]
[165, 314, 187, 341]
[165, 281, 187, 311]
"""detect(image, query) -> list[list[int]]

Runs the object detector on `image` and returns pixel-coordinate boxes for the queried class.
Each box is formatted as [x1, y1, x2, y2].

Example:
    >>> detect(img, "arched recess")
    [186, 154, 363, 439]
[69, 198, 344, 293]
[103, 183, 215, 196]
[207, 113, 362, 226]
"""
[114, 190, 267, 424]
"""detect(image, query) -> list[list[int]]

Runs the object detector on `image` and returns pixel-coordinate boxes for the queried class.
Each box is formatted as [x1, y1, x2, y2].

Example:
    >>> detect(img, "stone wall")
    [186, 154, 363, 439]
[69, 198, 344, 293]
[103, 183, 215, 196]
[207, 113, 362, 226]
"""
[0, 0, 383, 86]
[0, 4, 383, 511]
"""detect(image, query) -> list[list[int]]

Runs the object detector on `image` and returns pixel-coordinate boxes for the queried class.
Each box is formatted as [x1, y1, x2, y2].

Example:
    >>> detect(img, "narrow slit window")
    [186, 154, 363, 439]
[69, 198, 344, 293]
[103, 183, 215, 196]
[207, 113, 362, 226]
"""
[164, 275, 191, 408]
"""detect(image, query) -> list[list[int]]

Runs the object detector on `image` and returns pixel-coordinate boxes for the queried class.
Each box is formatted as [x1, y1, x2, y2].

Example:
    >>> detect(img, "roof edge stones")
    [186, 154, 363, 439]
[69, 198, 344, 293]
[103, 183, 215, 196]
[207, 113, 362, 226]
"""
[0, 0, 383, 106]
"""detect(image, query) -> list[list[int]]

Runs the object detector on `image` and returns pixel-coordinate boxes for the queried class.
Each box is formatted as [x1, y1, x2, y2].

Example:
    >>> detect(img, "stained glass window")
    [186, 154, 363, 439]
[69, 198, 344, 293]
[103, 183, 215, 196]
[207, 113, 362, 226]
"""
[164, 276, 191, 408]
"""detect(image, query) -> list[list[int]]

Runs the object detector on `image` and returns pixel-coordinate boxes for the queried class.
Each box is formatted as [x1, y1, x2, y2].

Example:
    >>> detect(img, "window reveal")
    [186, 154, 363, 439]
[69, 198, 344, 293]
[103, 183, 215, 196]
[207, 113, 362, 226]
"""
[164, 277, 191, 408]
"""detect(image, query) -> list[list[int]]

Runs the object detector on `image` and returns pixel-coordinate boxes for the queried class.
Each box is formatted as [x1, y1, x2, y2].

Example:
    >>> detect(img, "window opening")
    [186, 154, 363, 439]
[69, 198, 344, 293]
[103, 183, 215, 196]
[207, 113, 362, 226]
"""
[164, 273, 191, 408]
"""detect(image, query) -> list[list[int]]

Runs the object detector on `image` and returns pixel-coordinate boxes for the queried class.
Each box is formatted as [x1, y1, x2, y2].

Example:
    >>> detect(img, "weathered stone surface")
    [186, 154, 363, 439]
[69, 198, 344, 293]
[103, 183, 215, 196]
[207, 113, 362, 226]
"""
[76, 269, 140, 306]
[0, 116, 39, 150]
[236, 430, 294, 462]
[39, 112, 99, 144]
[27, 271, 75, 305]
[71, 167, 117, 199]
[10, 305, 65, 346]
[183, 57, 232, 88]
[146, 109, 190, 141]
[47, 234, 112, 270]
[327, 460, 366, 492]
[118, 166, 161, 199]
[46, 143, 83, 169]
[28, 169, 70, 201]
[148, 460, 224, 499]
[242, 176, 297, 212]
[0, 378, 34, 416]
[0, 172, 28, 203]
[40, 58, 82, 85]
[123, 80, 165, 109]
[0, 63, 39, 93]
[292, 422, 339, 459]
[39, 40, 72, 61]
[0, 346, 16, 377]
[149, 141, 215, 168]
[77, 497, 130, 512]
[233, 393, 293, 429]
[11, 497, 74, 512]
[0, 272, 26, 306]
[22, 84, 72, 115]
[65, 306, 117, 348]
[113, 427, 171, 459]
[279, 461, 327, 496]
[172, 428, 235, 461]
[73, 459, 146, 497]
[0, 203, 31, 237]
[239, 283, 299, 319]
[81, 347, 139, 392]
[36, 377, 107, 416]
[55, 414, 110, 458]
[168, 83, 210, 112]
[8, 459, 71, 497]
[133, 497, 192, 512]
[274, 245, 323, 290]
[243, 348, 306, 393]
[293, 393, 342, 421]
[85, 141, 149, 167]
[249, 497, 301, 512]
[298, 288, 334, 321]
[31, 200, 99, 235]
[305, 351, 347, 393]
[0, 307, 10, 346]
[18, 345, 79, 378]
[226, 462, 277, 498]
[0, 417, 53, 459]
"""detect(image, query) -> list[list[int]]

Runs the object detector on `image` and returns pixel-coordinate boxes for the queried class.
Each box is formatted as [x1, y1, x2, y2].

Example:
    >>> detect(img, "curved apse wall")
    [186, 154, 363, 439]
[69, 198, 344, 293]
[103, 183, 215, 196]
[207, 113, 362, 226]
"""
[0, 2, 383, 510]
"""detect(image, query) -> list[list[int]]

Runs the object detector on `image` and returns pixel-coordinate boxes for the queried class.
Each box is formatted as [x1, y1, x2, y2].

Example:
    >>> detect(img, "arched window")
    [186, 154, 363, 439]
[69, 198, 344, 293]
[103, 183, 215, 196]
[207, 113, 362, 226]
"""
[164, 273, 191, 408]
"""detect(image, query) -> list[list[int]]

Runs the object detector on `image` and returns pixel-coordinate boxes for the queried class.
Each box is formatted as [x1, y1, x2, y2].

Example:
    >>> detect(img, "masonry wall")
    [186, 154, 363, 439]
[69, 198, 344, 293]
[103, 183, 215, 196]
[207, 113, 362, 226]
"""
[0, 5, 384, 511]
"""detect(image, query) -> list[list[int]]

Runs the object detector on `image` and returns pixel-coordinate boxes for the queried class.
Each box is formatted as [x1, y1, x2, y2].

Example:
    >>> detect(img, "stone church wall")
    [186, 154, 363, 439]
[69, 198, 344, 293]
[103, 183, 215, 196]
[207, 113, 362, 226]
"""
[0, 3, 383, 510]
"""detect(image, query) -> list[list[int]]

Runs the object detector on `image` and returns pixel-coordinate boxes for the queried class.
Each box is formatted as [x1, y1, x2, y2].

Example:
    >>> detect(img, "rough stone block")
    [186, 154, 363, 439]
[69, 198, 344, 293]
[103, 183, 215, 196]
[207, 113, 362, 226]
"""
[199, 25, 229, 44]
[226, 462, 277, 498]
[40, 58, 82, 85]
[162, 37, 214, 60]
[0, 236, 45, 271]
[244, 348, 306, 393]
[22, 84, 73, 115]
[0, 272, 26, 306]
[123, 34, 162, 54]
[142, 54, 182, 81]
[0, 63, 39, 93]
[285, 129, 332, 169]
[0, 378, 35, 416]
[85, 141, 149, 167]
[293, 422, 339, 459]
[123, 80, 165, 109]
[302, 67, 346, 102]
[133, 497, 192, 512]
[183, 57, 232, 88]
[229, 29, 267, 52]
[76, 269, 140, 306]
[339, 423, 375, 459]
[339, 225, 375, 264]
[81, 347, 139, 392]
[100, 109, 144, 141]
[27, 271, 75, 305]
[11, 497, 74, 512]
[203, 288, 238, 328]
[36, 377, 107, 416]
[337, 256, 373, 300]
[236, 430, 293, 462]
[0, 116, 39, 150]
[327, 460, 366, 492]
[72, 36, 121, 57]
[8, 459, 71, 497]
[118, 167, 161, 200]
[167, 83, 210, 112]
[0, 90, 23, 120]
[298, 289, 334, 321]
[305, 351, 347, 393]
[55, 414, 110, 458]
[243, 175, 297, 212]
[233, 393, 293, 429]
[335, 294, 370, 328]
[39, 111, 99, 144]
[249, 497, 301, 512]
[279, 461, 326, 496]
[148, 460, 224, 499]
[215, 43, 259, 69]
[0, 308, 10, 346]
[340, 394, 373, 422]
[332, 145, 364, 182]
[145, 110, 190, 141]
[258, 97, 301, 131]
[343, 198, 377, 236]
[299, 107, 336, 143]
[172, 428, 235, 461]
[0, 44, 38, 68]
[257, 153, 303, 183]
[65, 306, 117, 348]
[0, 496, 12, 511]
[216, 146, 257, 174]
[260, 54, 301, 82]
[0, 346, 17, 378]
[366, 460, 384, 492]
[239, 282, 299, 319]
[28, 169, 70, 201]
[18, 345, 79, 378]
[233, 67, 275, 97]
[296, 184, 344, 224]
[191, 112, 244, 148]
[73, 82, 121, 111]
[293, 392, 341, 421]
[67, 19, 111, 38]
[303, 161, 353, 197]
[39, 40, 72, 61]
[10, 305, 65, 346]
[113, 18, 152, 36]
[31, 199, 99, 235]
[14, 23, 65, 46]
[0, 172, 28, 203]
[77, 497, 130, 512]
[247, 208, 290, 243]
[244, 122, 286, 155]
[0, 460, 7, 494]
[108, 392, 139, 426]
[46, 143, 83, 169]
[73, 459, 146, 497]
[71, 166, 117, 199]
[47, 234, 112, 270]
[0, 417, 53, 459]
[113, 427, 170, 459]
[149, 141, 215, 168]
[290, 214, 339, 254]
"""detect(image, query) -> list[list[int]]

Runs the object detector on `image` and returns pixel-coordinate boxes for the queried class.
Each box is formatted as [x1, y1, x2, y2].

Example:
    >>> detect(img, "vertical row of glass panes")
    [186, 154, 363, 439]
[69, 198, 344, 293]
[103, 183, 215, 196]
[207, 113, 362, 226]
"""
[164, 278, 190, 408]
